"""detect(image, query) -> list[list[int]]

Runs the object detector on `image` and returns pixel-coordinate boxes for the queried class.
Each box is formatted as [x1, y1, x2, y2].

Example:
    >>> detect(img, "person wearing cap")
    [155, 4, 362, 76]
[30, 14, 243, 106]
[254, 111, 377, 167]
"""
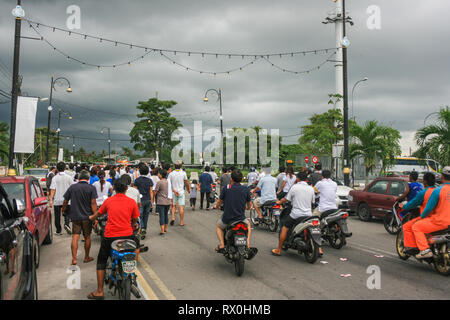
[408, 166, 450, 259]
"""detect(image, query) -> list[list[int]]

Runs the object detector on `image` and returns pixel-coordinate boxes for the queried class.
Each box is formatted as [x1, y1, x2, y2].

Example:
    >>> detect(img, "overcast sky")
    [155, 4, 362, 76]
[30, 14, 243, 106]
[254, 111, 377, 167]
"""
[0, 0, 449, 158]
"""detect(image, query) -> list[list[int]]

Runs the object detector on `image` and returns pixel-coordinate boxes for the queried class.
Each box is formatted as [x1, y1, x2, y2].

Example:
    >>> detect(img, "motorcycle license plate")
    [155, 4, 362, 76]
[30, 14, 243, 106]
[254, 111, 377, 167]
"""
[122, 260, 137, 274]
[311, 228, 321, 235]
[274, 210, 280, 216]
[234, 237, 247, 246]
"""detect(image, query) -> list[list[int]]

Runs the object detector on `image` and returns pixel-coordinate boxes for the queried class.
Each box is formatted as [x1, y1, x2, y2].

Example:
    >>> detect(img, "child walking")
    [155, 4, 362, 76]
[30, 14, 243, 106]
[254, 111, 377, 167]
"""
[190, 180, 200, 210]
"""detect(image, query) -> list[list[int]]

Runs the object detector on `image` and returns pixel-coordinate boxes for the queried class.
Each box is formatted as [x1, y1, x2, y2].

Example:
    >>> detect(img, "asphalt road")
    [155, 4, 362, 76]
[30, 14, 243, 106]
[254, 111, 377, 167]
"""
[37, 204, 449, 300]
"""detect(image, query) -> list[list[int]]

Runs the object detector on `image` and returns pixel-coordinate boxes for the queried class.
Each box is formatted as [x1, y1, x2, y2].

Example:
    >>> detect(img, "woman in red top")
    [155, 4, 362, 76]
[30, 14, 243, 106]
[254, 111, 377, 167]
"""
[87, 179, 140, 300]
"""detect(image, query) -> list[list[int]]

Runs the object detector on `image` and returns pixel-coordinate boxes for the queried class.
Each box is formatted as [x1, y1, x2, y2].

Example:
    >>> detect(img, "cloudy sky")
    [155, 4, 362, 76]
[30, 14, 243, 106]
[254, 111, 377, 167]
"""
[0, 0, 449, 158]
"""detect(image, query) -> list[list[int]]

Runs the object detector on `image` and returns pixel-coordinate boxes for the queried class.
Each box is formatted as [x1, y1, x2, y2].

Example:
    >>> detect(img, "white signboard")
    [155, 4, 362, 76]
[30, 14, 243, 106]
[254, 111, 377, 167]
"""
[58, 148, 64, 162]
[70, 155, 74, 163]
[14, 96, 38, 153]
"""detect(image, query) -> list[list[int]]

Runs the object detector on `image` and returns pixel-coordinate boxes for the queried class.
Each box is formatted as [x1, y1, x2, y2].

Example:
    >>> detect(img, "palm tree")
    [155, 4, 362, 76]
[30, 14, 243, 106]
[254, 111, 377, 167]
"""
[349, 120, 401, 185]
[415, 106, 450, 167]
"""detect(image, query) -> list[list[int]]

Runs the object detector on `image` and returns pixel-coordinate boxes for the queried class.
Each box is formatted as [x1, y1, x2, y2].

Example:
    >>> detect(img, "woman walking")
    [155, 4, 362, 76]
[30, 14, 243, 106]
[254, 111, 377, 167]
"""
[153, 169, 171, 235]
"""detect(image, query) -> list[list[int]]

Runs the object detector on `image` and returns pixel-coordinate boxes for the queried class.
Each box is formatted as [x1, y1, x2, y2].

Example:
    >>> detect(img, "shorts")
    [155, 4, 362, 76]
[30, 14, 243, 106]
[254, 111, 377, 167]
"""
[281, 215, 310, 230]
[173, 192, 185, 206]
[312, 208, 322, 217]
[96, 235, 136, 270]
[72, 220, 92, 237]
[253, 198, 263, 207]
[217, 218, 249, 230]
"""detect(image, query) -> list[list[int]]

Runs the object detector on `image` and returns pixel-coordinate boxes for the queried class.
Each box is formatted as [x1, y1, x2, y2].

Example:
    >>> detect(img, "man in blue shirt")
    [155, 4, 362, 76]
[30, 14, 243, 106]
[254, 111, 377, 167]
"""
[398, 171, 423, 217]
[251, 167, 277, 220]
[214, 169, 257, 259]
[199, 166, 214, 210]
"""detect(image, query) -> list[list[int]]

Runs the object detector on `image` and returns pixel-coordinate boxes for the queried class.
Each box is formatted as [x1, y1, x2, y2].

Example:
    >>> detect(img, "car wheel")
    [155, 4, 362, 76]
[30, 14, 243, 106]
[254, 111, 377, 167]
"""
[33, 234, 40, 269]
[357, 203, 372, 222]
[43, 213, 53, 245]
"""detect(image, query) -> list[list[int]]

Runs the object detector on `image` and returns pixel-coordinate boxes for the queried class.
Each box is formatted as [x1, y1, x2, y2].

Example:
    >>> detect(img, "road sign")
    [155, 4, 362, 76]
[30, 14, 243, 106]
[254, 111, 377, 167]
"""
[304, 156, 309, 164]
[312, 156, 319, 164]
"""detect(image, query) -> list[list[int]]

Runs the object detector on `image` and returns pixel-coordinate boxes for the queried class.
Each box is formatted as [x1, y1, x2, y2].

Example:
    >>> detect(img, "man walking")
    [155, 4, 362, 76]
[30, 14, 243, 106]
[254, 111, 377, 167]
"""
[49, 162, 74, 235]
[46, 166, 56, 196]
[199, 166, 214, 210]
[168, 161, 190, 226]
[133, 165, 153, 239]
[62, 170, 98, 265]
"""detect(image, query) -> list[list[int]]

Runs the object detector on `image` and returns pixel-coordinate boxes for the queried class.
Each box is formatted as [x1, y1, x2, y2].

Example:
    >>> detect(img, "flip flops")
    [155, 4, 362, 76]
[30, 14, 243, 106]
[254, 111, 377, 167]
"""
[170, 220, 175, 226]
[271, 249, 281, 256]
[87, 292, 104, 300]
[215, 246, 226, 254]
[83, 257, 94, 263]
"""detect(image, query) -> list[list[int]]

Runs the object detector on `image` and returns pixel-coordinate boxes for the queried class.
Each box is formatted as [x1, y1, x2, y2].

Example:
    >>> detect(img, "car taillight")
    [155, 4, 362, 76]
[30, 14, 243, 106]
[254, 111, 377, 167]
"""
[41, 178, 46, 182]
[312, 219, 319, 226]
[342, 213, 349, 219]
[232, 223, 248, 231]
[272, 205, 280, 209]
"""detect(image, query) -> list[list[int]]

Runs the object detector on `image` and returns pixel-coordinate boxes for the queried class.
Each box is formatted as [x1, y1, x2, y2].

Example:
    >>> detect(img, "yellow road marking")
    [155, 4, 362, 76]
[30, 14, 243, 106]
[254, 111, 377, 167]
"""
[136, 268, 159, 300]
[139, 257, 176, 300]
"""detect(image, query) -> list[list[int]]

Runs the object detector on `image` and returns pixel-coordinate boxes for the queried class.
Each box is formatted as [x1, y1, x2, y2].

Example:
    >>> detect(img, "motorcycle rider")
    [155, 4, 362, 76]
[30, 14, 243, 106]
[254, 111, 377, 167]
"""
[251, 167, 277, 221]
[247, 167, 259, 188]
[313, 169, 338, 217]
[272, 171, 315, 256]
[397, 171, 422, 217]
[308, 162, 323, 186]
[409, 166, 450, 259]
[214, 169, 257, 259]
[87, 179, 140, 300]
[401, 172, 437, 255]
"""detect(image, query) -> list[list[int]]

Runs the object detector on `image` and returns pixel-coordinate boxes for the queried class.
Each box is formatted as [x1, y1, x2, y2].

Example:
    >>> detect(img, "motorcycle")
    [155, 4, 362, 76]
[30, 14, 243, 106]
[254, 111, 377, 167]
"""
[279, 203, 323, 264]
[218, 221, 257, 276]
[105, 239, 142, 300]
[319, 209, 352, 249]
[395, 201, 450, 276]
[249, 200, 280, 232]
[210, 184, 219, 204]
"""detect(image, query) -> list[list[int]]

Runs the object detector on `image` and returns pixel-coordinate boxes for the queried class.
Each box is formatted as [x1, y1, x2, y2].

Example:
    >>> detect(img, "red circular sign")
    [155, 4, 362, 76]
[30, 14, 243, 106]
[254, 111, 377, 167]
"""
[304, 156, 309, 163]
[312, 156, 319, 164]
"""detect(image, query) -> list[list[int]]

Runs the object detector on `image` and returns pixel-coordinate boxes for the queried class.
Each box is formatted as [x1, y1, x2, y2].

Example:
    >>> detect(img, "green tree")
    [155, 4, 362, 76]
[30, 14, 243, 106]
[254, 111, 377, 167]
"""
[349, 120, 401, 184]
[121, 146, 136, 160]
[414, 106, 450, 166]
[129, 98, 182, 161]
[0, 122, 9, 165]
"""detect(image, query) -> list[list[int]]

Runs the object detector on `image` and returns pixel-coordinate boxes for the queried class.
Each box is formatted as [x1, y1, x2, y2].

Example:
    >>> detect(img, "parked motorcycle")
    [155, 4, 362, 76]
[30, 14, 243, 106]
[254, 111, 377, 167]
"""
[319, 209, 352, 249]
[279, 203, 323, 263]
[105, 239, 142, 300]
[249, 201, 280, 232]
[395, 201, 450, 276]
[218, 221, 257, 276]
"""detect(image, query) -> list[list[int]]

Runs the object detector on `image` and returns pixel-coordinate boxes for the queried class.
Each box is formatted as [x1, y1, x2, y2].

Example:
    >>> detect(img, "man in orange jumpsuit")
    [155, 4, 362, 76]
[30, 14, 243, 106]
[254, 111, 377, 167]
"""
[401, 172, 437, 255]
[411, 167, 450, 259]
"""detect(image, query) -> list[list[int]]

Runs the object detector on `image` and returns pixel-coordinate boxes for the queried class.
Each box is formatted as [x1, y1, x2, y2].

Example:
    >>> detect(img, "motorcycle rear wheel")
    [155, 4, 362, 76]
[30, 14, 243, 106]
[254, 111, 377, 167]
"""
[384, 212, 400, 235]
[234, 253, 245, 277]
[304, 234, 319, 264]
[395, 229, 410, 261]
[433, 244, 450, 276]
[328, 224, 346, 249]
[118, 277, 132, 300]
[268, 214, 279, 232]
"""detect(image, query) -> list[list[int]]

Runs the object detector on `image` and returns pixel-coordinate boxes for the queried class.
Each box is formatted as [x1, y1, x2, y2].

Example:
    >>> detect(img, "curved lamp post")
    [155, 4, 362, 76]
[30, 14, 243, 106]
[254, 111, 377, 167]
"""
[46, 75, 72, 163]
[204, 89, 223, 166]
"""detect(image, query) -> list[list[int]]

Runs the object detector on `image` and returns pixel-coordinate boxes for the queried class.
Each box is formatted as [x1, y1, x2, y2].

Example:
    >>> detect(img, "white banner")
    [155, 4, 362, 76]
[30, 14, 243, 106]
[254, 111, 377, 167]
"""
[58, 148, 64, 162]
[14, 96, 38, 153]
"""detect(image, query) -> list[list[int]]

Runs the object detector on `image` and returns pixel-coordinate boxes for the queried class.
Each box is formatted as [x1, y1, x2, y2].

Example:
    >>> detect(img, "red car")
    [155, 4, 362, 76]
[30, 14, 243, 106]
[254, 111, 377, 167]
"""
[348, 177, 409, 221]
[0, 176, 53, 268]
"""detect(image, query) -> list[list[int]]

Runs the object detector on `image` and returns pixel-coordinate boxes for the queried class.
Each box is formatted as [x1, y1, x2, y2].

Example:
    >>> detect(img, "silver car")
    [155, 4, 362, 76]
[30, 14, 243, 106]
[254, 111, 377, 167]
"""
[23, 168, 49, 192]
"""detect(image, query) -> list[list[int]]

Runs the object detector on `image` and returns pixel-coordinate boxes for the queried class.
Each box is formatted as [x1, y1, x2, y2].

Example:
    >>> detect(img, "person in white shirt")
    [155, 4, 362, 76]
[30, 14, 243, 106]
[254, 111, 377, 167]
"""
[92, 171, 113, 207]
[167, 162, 190, 226]
[313, 169, 338, 217]
[272, 171, 315, 256]
[49, 161, 75, 235]
[278, 166, 296, 197]
[247, 167, 259, 187]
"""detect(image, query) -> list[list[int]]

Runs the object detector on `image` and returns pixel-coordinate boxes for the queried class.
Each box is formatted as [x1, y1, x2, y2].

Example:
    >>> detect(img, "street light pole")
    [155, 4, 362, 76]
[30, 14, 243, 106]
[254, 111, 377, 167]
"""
[46, 76, 72, 164]
[101, 127, 111, 164]
[72, 135, 75, 161]
[8, 0, 23, 175]
[55, 109, 72, 162]
[351, 77, 368, 120]
[342, 0, 351, 187]
[204, 88, 224, 166]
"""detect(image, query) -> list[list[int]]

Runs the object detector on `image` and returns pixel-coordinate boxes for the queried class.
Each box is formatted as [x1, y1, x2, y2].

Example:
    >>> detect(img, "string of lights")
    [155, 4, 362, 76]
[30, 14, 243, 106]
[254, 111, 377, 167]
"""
[25, 19, 338, 59]
[262, 51, 336, 74]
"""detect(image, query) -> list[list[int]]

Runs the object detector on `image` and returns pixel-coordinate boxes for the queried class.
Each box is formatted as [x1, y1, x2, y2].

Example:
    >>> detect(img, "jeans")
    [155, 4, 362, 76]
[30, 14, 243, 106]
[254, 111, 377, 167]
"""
[156, 205, 170, 226]
[140, 200, 152, 230]
[200, 191, 211, 209]
[54, 205, 70, 234]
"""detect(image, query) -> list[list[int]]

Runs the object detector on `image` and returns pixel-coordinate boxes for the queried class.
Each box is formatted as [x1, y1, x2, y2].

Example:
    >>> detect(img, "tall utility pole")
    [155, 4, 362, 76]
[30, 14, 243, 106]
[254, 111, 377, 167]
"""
[8, 0, 23, 175]
[342, 0, 350, 186]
